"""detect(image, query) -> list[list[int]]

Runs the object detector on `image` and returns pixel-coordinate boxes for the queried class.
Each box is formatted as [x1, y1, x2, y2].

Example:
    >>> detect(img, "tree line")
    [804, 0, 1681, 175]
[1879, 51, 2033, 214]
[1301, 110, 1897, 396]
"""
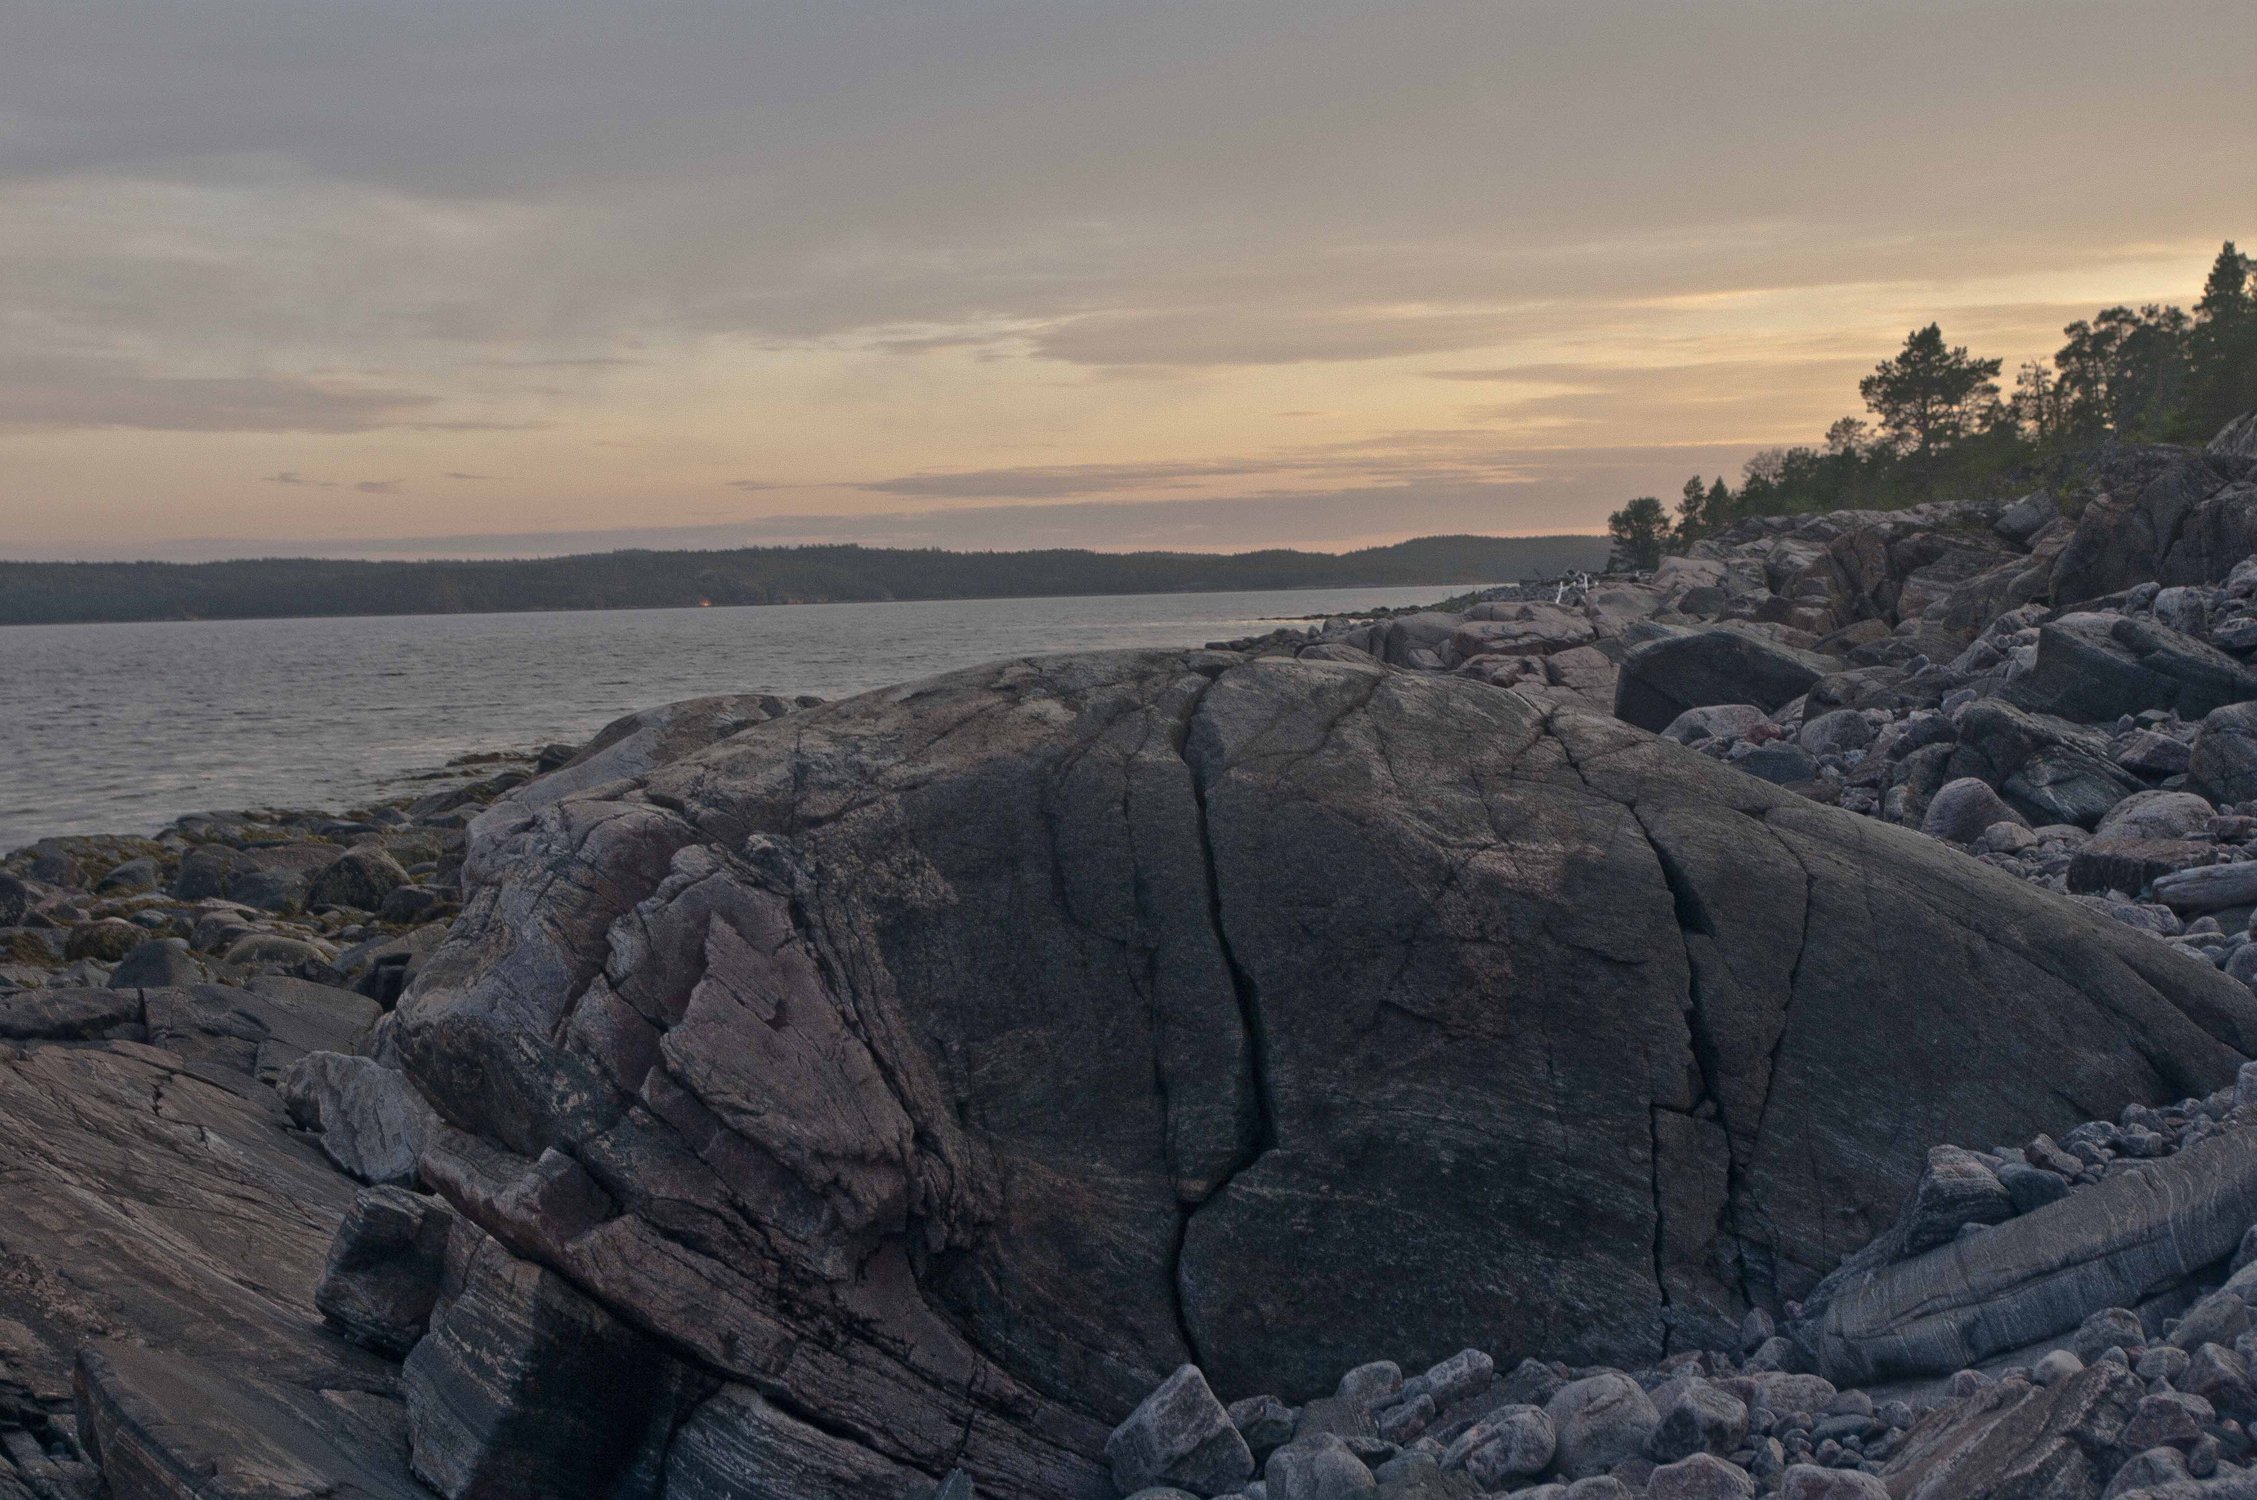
[0, 533, 1613, 626]
[1607, 241, 2257, 568]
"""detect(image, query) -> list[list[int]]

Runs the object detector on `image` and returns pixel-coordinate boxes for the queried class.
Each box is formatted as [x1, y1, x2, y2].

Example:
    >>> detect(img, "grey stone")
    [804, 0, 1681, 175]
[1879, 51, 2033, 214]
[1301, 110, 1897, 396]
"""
[314, 1185, 455, 1356]
[1231, 1395, 1299, 1462]
[1264, 1435, 1377, 1500]
[1647, 1452, 1756, 1500]
[1401, 1350, 1493, 1411]
[2009, 613, 2257, 724]
[1781, 1467, 1888, 1500]
[1663, 705, 1770, 746]
[1337, 1362, 1403, 1407]
[1807, 1131, 2257, 1384]
[2154, 862, 2257, 913]
[96, 856, 160, 894]
[401, 1225, 688, 1500]
[1441, 1405, 1553, 1487]
[1998, 1160, 2073, 1215]
[0, 986, 143, 1042]
[1615, 628, 1838, 732]
[107, 937, 201, 990]
[2193, 703, 2257, 807]
[1878, 1361, 2144, 1498]
[380, 650, 2257, 1488]
[2103, 1447, 2191, 1498]
[2170, 1291, 2252, 1352]
[1108, 1366, 1255, 1497]
[1921, 778, 2027, 843]
[1801, 709, 1877, 758]
[2121, 1391, 2213, 1451]
[2073, 1307, 2149, 1363]
[1648, 1380, 1749, 1461]
[1897, 1144, 2016, 1255]
[278, 1051, 436, 1187]
[1737, 744, 1820, 785]
[306, 848, 412, 912]
[2100, 792, 2223, 843]
[1546, 1373, 1659, 1480]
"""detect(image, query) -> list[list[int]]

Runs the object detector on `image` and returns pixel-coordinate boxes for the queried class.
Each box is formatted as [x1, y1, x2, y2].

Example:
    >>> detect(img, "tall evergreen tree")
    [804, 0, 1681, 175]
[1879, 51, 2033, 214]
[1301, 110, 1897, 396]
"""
[1606, 496, 1669, 571]
[1858, 324, 2003, 462]
[2183, 241, 2257, 440]
[1674, 475, 1709, 541]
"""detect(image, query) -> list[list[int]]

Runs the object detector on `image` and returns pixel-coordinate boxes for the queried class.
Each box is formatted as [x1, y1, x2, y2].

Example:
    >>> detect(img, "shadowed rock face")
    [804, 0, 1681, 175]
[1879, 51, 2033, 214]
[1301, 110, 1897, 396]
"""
[390, 650, 2257, 1498]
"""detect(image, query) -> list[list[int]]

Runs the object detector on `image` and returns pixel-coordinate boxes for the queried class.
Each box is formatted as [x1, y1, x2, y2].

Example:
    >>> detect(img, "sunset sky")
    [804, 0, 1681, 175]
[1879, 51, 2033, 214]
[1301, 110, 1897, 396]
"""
[3, 1, 2251, 560]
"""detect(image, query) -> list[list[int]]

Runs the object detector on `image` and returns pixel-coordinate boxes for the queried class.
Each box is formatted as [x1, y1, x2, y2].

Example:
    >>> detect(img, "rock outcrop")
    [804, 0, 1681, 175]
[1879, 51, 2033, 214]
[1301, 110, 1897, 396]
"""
[384, 648, 2257, 1497]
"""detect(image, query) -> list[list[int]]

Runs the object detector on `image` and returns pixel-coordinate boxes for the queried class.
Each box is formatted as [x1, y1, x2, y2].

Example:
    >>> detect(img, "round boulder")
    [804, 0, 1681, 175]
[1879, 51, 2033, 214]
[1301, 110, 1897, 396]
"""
[1920, 777, 2028, 844]
[307, 849, 412, 913]
[2096, 790, 2218, 842]
[2192, 702, 2257, 807]
[1545, 1372, 1659, 1480]
[387, 651, 2257, 1499]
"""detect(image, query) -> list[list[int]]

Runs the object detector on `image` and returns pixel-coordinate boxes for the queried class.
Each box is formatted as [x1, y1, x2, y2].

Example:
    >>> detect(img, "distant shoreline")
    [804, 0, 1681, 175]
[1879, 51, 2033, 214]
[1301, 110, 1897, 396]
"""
[0, 532, 1608, 627]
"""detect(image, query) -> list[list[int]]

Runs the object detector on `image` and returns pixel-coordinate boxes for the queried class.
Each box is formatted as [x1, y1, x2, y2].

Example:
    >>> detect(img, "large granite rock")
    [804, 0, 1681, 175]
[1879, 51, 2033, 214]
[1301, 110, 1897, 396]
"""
[2049, 447, 2257, 606]
[1613, 629, 1838, 731]
[1803, 1128, 2257, 1384]
[2005, 613, 2257, 724]
[386, 650, 2257, 1498]
[0, 1013, 421, 1497]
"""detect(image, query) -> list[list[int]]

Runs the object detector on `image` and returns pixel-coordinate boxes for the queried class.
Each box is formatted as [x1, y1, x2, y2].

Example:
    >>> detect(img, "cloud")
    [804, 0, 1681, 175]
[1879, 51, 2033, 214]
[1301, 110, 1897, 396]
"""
[354, 479, 404, 493]
[725, 480, 788, 492]
[0, 360, 444, 434]
[444, 471, 492, 480]
[263, 471, 336, 487]
[861, 460, 1271, 499]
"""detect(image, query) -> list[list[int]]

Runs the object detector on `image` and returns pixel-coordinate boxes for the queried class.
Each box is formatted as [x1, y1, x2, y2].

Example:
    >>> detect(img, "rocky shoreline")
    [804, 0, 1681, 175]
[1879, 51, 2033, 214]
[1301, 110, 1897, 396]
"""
[7, 423, 2257, 1499]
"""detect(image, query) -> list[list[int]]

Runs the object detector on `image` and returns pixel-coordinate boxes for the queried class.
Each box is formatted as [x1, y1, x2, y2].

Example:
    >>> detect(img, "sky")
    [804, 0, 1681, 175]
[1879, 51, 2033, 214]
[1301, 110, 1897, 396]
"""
[1, 1, 2251, 562]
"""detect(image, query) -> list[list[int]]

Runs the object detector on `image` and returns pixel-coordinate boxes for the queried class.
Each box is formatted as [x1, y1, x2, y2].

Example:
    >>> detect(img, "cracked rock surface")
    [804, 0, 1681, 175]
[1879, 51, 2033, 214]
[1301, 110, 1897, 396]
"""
[390, 647, 2257, 1497]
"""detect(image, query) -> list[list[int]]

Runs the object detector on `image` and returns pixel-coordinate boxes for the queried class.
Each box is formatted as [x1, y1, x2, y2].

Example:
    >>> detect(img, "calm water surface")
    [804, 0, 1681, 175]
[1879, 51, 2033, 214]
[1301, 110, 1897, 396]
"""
[0, 585, 1463, 850]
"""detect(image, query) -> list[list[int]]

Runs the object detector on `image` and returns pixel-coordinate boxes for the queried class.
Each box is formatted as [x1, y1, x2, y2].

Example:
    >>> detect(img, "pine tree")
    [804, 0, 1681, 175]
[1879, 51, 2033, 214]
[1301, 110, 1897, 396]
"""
[1674, 475, 1709, 542]
[1606, 497, 1669, 571]
[2183, 242, 2257, 441]
[1858, 324, 2003, 462]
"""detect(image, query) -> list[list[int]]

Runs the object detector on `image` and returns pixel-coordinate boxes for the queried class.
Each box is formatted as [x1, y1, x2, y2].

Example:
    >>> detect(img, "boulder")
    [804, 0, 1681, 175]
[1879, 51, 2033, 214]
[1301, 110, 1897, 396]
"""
[306, 848, 412, 912]
[2006, 613, 2257, 724]
[278, 1052, 436, 1187]
[2098, 792, 2221, 843]
[1545, 1374, 1659, 1480]
[1648, 1453, 1756, 1500]
[401, 1223, 692, 1500]
[1662, 705, 1769, 746]
[2213, 412, 2257, 460]
[1803, 1128, 2257, 1384]
[1615, 629, 1837, 732]
[64, 918, 143, 963]
[1105, 1366, 1253, 1497]
[1921, 778, 2027, 844]
[2152, 863, 2257, 914]
[2049, 449, 2257, 606]
[1949, 702, 2140, 828]
[0, 1023, 421, 1498]
[1646, 1381, 1748, 1461]
[383, 651, 2257, 1496]
[2192, 703, 2257, 806]
[107, 937, 201, 989]
[315, 1185, 456, 1356]
[1264, 1434, 1378, 1500]
[2069, 840, 2221, 898]
[0, 986, 143, 1042]
[1878, 1361, 2143, 1500]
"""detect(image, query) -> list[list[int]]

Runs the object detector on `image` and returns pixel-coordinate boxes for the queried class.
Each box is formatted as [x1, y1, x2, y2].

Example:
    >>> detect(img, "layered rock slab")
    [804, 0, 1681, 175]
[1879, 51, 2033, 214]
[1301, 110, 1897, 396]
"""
[389, 650, 2257, 1498]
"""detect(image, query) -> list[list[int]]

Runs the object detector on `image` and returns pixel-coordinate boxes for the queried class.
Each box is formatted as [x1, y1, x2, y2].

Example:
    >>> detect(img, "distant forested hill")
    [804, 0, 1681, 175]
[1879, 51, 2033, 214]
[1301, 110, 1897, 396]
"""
[0, 533, 1608, 625]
